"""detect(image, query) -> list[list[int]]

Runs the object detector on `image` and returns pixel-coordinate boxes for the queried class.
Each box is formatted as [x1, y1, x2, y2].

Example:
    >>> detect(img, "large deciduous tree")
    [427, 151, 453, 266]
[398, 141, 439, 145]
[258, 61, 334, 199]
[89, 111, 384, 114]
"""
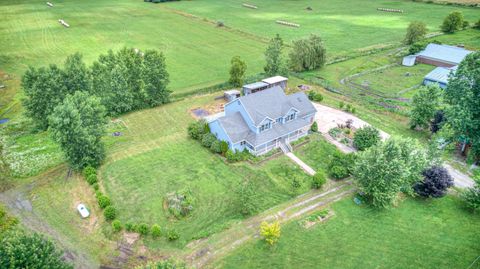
[63, 52, 91, 93]
[441, 11, 464, 33]
[404, 21, 427, 45]
[353, 138, 435, 208]
[229, 56, 247, 87]
[0, 230, 73, 269]
[142, 50, 171, 107]
[414, 166, 454, 198]
[410, 84, 441, 130]
[49, 91, 107, 169]
[444, 51, 480, 158]
[264, 34, 287, 76]
[22, 65, 67, 130]
[289, 34, 326, 72]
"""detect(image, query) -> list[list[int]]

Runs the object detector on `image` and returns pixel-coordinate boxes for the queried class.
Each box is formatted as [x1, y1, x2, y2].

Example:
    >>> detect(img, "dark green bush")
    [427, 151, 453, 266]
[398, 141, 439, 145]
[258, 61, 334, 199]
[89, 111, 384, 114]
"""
[125, 222, 135, 232]
[220, 141, 229, 155]
[97, 195, 111, 209]
[103, 206, 117, 221]
[86, 173, 97, 185]
[95, 190, 103, 199]
[462, 184, 480, 212]
[151, 224, 162, 238]
[83, 166, 96, 178]
[92, 183, 99, 191]
[353, 126, 381, 151]
[310, 122, 318, 132]
[308, 91, 323, 102]
[137, 223, 149, 235]
[187, 120, 208, 140]
[201, 133, 217, 148]
[329, 165, 349, 180]
[210, 140, 222, 153]
[167, 229, 179, 241]
[328, 152, 355, 179]
[112, 220, 122, 232]
[312, 170, 327, 189]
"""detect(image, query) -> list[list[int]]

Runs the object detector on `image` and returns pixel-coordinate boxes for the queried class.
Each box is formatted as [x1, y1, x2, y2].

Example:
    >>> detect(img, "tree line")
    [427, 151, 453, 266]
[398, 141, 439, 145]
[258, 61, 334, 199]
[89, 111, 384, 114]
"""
[22, 48, 170, 169]
[229, 34, 327, 87]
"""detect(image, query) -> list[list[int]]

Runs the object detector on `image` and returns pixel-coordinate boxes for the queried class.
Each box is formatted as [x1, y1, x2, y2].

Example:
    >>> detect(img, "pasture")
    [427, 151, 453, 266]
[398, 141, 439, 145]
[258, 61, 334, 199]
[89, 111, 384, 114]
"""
[218, 196, 480, 269]
[350, 64, 435, 98]
[0, 0, 265, 94]
[167, 0, 479, 55]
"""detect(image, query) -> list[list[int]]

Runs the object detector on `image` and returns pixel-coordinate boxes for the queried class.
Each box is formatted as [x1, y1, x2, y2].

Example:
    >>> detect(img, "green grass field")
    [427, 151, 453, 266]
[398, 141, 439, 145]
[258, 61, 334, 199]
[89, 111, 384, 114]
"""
[167, 0, 479, 55]
[218, 195, 480, 269]
[99, 93, 340, 248]
[0, 0, 265, 94]
[350, 64, 435, 98]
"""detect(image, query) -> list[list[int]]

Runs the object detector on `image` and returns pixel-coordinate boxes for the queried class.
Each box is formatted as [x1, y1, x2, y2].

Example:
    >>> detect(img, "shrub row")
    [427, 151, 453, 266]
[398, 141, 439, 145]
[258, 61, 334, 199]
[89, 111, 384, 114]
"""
[188, 120, 252, 162]
[112, 221, 180, 240]
[83, 166, 117, 222]
[338, 102, 356, 114]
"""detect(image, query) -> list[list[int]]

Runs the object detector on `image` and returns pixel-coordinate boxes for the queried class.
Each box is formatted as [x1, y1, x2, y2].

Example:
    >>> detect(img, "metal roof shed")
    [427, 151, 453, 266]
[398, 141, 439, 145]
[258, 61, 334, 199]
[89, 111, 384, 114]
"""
[423, 66, 457, 89]
[262, 76, 288, 85]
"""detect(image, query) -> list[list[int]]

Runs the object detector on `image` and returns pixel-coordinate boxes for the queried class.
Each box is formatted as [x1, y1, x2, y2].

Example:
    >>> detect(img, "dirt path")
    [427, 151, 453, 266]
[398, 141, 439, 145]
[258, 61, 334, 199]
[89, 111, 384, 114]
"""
[182, 180, 355, 268]
[0, 176, 98, 269]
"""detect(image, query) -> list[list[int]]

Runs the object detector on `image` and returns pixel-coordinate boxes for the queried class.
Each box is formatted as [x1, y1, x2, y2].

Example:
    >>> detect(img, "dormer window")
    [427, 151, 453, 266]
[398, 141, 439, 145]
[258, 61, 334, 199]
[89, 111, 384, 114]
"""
[259, 122, 271, 132]
[285, 112, 296, 122]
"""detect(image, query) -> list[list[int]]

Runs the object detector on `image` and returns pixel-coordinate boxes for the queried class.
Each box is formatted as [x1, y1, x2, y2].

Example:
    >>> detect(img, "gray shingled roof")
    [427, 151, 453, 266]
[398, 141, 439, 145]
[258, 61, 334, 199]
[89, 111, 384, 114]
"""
[216, 87, 316, 146]
[245, 118, 311, 146]
[239, 86, 316, 125]
[217, 112, 251, 144]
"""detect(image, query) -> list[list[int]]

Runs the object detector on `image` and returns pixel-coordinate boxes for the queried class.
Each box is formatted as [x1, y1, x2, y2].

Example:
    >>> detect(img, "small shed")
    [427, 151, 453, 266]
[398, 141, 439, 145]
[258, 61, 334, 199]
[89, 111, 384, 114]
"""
[224, 90, 241, 102]
[243, 81, 269, 96]
[402, 55, 416, 67]
[262, 76, 288, 90]
[423, 66, 457, 89]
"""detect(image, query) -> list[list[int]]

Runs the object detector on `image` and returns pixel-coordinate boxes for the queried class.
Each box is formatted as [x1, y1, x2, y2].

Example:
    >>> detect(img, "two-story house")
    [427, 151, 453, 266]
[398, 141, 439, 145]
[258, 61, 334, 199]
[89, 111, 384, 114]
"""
[207, 86, 317, 156]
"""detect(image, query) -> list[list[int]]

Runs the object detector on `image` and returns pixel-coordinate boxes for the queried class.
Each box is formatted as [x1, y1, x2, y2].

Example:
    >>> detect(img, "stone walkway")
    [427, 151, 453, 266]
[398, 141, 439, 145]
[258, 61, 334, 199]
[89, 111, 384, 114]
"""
[444, 164, 475, 189]
[286, 152, 316, 176]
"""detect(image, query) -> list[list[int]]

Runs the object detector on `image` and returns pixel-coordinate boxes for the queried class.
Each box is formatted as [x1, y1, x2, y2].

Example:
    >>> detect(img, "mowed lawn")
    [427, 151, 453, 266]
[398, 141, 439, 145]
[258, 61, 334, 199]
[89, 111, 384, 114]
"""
[0, 0, 265, 93]
[350, 64, 435, 98]
[218, 196, 480, 269]
[99, 93, 338, 248]
[167, 0, 479, 55]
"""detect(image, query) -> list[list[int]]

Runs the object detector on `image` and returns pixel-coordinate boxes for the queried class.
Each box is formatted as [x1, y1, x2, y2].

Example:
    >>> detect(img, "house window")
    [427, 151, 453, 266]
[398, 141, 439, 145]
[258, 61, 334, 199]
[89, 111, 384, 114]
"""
[285, 113, 296, 122]
[259, 122, 271, 132]
[240, 141, 246, 146]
